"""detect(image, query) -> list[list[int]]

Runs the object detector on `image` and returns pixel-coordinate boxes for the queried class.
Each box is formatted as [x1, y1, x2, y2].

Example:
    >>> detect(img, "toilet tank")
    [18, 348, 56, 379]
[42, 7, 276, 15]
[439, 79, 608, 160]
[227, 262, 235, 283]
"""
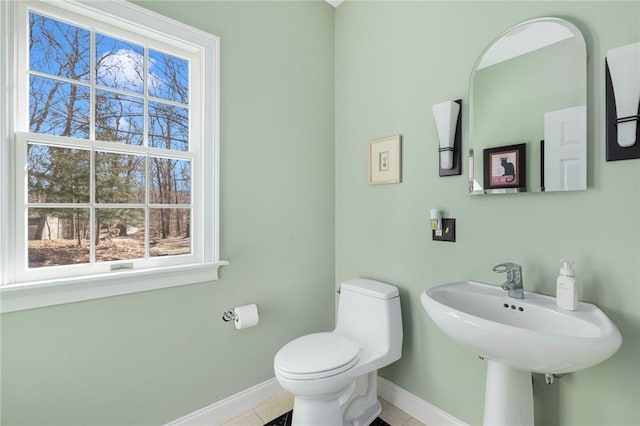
[334, 278, 403, 361]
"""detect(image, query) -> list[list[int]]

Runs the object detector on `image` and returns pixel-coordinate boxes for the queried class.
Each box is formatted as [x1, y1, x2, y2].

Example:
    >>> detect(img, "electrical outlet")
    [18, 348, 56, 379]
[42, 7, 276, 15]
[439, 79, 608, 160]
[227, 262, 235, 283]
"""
[432, 218, 456, 242]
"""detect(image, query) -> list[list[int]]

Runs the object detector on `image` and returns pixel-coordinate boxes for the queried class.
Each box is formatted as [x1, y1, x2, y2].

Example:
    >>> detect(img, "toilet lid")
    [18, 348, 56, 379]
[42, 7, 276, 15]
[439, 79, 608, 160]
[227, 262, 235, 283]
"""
[275, 332, 359, 379]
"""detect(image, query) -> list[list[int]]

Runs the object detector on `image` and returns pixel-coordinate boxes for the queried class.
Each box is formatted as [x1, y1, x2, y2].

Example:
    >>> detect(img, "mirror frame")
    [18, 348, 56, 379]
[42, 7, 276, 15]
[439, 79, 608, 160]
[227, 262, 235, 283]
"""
[468, 17, 587, 195]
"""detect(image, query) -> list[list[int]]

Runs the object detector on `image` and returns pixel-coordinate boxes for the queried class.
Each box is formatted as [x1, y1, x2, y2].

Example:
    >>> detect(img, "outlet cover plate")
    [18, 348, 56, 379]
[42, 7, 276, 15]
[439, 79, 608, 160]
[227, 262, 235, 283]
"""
[433, 218, 456, 242]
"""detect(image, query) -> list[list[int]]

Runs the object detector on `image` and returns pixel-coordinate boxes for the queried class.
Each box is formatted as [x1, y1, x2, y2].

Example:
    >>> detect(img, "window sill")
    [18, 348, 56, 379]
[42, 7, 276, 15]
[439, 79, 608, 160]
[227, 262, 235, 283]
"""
[0, 261, 229, 313]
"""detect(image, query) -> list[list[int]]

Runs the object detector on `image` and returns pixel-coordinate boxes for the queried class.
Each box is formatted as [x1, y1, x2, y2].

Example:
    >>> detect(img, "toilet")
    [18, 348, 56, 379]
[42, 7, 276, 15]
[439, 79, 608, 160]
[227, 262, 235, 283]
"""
[274, 278, 403, 426]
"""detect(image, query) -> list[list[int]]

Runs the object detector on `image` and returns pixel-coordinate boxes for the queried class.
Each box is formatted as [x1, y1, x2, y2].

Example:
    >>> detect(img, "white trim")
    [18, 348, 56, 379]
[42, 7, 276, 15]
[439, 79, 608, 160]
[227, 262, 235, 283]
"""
[377, 377, 468, 426]
[55, 0, 218, 52]
[165, 378, 286, 426]
[163, 376, 467, 426]
[0, 0, 16, 287]
[325, 0, 344, 8]
[0, 260, 228, 313]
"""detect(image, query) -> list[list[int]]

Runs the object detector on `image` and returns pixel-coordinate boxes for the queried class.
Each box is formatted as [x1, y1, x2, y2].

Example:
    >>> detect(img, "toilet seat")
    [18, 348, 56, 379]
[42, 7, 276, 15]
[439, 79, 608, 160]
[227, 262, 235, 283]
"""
[275, 332, 360, 380]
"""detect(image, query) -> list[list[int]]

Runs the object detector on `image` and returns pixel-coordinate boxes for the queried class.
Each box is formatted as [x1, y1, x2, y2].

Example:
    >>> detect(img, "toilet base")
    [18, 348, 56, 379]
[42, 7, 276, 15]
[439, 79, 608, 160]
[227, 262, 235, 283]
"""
[292, 396, 343, 426]
[290, 396, 382, 426]
[347, 399, 381, 426]
[344, 372, 381, 426]
[289, 372, 382, 426]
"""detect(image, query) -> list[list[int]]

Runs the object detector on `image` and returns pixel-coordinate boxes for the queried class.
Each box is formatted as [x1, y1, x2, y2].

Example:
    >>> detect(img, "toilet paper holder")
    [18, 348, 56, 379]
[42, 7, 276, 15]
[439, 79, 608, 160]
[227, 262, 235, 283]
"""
[221, 305, 260, 323]
[221, 309, 236, 322]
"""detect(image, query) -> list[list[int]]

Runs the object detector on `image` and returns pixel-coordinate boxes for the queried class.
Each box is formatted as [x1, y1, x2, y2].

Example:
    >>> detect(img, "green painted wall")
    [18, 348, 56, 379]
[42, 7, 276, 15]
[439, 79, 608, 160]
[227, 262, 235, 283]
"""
[335, 2, 639, 426]
[0, 2, 335, 425]
[2, 2, 640, 426]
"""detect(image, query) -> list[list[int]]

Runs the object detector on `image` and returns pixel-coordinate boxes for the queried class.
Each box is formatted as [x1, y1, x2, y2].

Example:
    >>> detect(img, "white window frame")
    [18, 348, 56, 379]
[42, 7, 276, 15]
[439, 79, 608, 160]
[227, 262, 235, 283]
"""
[0, 0, 227, 313]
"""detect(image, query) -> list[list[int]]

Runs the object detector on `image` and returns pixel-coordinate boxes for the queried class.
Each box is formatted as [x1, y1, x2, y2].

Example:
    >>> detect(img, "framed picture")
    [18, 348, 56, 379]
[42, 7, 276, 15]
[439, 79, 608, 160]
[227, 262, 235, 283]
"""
[369, 135, 402, 185]
[483, 143, 526, 190]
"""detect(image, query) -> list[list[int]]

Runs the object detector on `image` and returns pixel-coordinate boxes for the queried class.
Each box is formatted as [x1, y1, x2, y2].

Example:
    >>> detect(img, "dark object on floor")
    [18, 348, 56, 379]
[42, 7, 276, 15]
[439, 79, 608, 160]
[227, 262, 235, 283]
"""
[263, 410, 390, 426]
[263, 410, 292, 426]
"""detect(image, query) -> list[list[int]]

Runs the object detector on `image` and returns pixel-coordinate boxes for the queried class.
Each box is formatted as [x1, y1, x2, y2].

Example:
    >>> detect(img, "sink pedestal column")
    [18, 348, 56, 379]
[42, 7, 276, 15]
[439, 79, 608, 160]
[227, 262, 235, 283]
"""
[483, 361, 533, 426]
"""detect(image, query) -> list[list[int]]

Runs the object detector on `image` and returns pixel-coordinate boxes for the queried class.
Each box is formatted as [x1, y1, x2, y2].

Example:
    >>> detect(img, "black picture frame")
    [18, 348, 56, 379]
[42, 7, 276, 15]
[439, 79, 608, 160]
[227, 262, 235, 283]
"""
[483, 143, 526, 191]
[540, 139, 545, 192]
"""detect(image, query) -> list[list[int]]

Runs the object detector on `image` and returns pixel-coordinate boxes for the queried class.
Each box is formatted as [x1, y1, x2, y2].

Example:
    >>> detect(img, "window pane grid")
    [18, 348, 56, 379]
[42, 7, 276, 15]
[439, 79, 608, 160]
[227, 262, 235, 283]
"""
[22, 135, 193, 269]
[9, 1, 213, 287]
[28, 70, 92, 88]
[21, 135, 194, 164]
[89, 29, 96, 141]
[143, 47, 149, 149]
[26, 202, 191, 208]
[26, 76, 191, 115]
[28, 11, 191, 151]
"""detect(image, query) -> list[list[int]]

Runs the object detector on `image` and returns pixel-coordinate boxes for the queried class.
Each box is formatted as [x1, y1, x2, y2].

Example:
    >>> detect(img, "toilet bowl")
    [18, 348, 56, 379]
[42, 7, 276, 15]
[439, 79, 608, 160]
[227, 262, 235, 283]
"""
[274, 278, 403, 426]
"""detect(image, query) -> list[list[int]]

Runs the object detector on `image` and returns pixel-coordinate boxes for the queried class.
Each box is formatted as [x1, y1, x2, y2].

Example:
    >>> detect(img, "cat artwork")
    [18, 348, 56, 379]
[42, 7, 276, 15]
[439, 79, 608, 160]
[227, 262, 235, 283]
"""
[484, 144, 526, 190]
[500, 157, 516, 183]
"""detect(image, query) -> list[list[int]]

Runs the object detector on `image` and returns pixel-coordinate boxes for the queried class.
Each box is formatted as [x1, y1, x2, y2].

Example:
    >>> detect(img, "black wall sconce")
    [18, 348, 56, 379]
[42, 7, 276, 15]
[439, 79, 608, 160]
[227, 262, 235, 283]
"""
[432, 99, 462, 176]
[605, 41, 640, 161]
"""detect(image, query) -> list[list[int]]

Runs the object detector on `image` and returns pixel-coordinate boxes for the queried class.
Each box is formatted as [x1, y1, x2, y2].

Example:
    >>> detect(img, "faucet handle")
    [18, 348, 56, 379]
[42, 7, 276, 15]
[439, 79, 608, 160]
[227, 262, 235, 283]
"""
[493, 262, 519, 273]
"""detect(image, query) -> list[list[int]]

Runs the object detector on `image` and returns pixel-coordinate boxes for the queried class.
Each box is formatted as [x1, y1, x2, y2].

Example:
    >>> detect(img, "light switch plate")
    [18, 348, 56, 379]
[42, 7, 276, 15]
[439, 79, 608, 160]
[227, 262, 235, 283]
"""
[433, 218, 456, 242]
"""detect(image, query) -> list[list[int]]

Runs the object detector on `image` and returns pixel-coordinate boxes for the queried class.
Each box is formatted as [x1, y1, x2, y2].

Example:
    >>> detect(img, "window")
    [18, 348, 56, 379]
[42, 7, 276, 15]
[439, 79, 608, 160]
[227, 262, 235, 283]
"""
[0, 1, 224, 312]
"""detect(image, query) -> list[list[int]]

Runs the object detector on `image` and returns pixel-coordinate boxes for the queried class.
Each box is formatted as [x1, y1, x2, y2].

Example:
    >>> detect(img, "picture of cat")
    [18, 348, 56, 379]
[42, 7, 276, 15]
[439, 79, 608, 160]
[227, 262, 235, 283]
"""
[483, 143, 526, 190]
[500, 157, 516, 182]
[490, 151, 518, 186]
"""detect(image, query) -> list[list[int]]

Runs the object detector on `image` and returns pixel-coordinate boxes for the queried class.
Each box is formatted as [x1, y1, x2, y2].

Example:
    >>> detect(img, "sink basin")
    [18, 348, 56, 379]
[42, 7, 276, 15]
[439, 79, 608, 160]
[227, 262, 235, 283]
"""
[420, 281, 622, 373]
[421, 280, 622, 425]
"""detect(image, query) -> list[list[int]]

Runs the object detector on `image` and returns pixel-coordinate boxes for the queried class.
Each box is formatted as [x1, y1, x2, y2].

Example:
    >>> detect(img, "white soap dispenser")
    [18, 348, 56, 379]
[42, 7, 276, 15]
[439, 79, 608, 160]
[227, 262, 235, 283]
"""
[556, 260, 577, 311]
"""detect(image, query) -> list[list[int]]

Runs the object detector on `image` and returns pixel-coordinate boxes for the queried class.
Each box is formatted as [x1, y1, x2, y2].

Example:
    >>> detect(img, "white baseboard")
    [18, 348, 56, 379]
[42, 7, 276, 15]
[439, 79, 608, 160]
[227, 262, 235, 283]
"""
[165, 378, 286, 426]
[166, 376, 467, 426]
[377, 377, 468, 426]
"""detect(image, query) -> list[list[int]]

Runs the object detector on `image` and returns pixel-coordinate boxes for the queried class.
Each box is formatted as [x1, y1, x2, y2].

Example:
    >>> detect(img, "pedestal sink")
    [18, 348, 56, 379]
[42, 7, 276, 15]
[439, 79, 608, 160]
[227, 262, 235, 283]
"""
[420, 281, 622, 426]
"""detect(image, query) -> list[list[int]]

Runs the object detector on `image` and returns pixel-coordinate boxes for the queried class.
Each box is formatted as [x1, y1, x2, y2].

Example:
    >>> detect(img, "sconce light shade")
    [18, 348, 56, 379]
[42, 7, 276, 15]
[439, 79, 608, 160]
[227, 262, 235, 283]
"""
[432, 99, 462, 176]
[606, 41, 640, 161]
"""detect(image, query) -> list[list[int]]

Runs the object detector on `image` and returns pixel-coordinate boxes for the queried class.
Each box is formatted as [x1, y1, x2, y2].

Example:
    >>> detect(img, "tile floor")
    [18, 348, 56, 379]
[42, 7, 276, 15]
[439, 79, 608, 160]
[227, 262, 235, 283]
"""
[221, 392, 426, 426]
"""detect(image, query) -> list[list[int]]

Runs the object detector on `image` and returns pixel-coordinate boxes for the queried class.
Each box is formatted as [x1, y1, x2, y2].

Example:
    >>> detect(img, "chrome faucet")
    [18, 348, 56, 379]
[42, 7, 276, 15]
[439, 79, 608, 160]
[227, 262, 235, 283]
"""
[493, 262, 524, 299]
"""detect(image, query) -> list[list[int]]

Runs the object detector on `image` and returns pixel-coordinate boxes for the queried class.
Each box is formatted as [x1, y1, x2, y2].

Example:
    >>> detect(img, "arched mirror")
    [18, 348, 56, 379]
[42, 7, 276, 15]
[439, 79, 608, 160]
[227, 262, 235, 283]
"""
[469, 18, 587, 195]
